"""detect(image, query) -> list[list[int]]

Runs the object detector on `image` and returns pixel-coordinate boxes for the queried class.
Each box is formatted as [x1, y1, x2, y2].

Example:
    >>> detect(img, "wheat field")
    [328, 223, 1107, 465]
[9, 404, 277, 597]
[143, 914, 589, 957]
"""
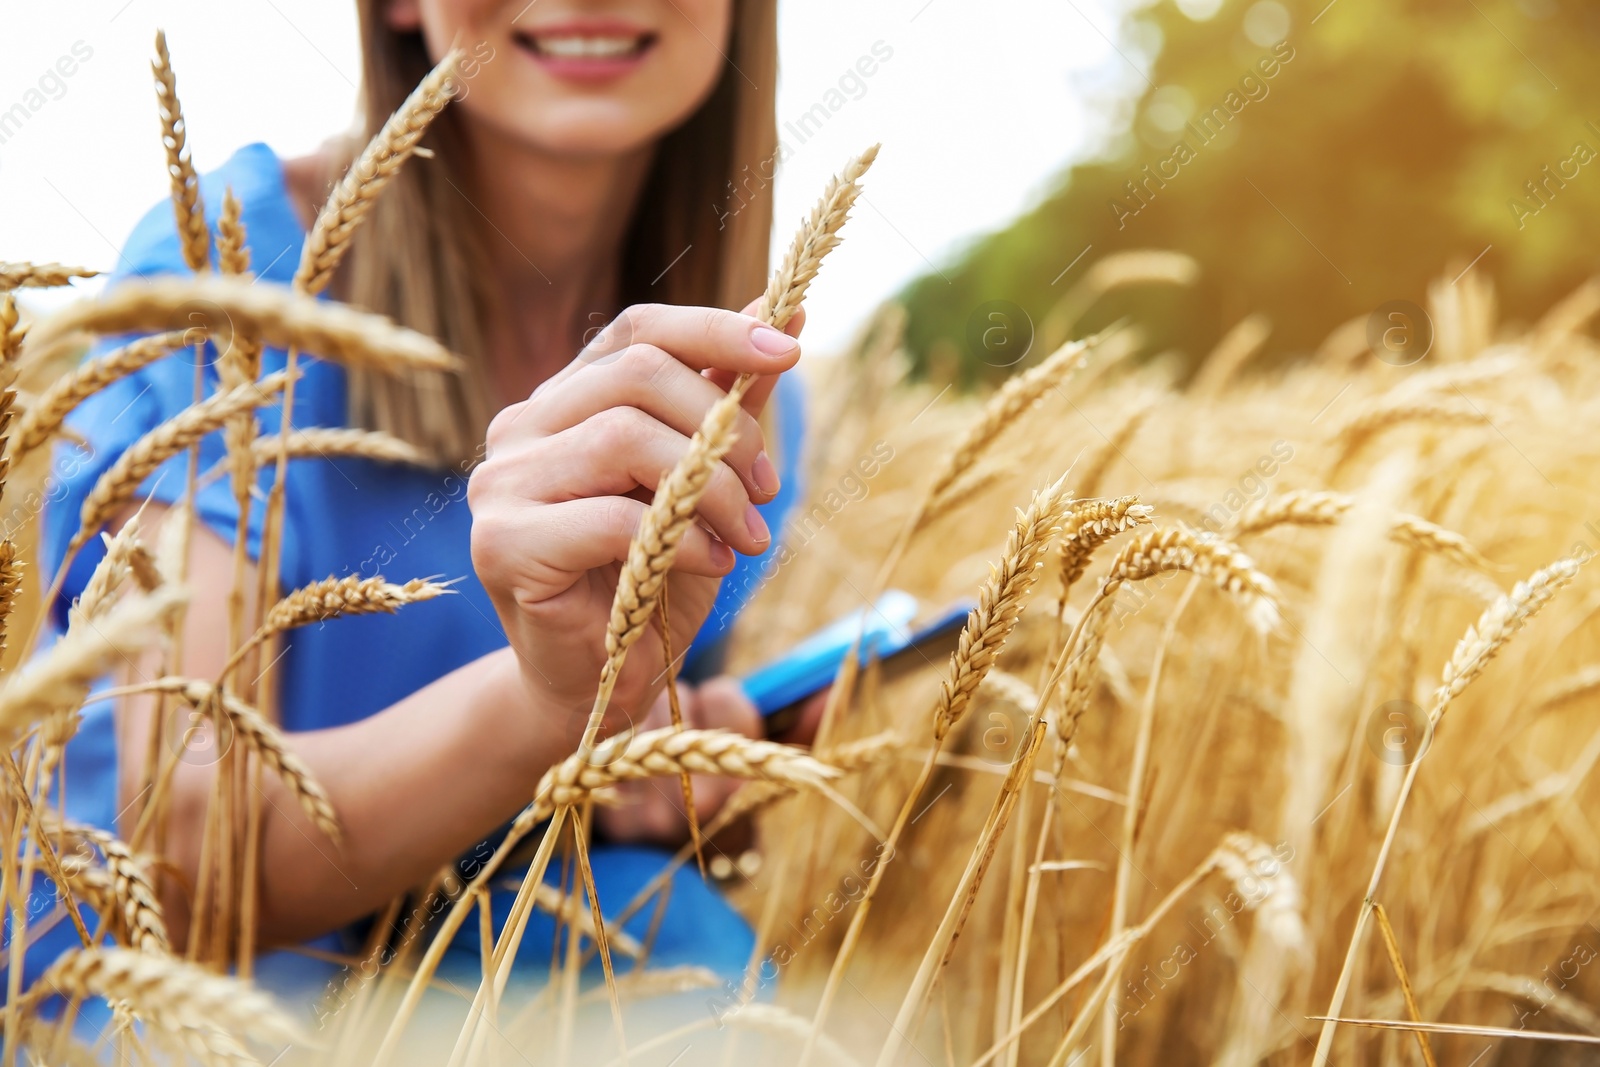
[0, 30, 1596, 1067]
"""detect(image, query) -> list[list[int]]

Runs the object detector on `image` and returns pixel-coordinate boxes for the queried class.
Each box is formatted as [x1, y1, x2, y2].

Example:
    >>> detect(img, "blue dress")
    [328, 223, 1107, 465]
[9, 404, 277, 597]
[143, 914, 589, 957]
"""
[20, 143, 804, 1019]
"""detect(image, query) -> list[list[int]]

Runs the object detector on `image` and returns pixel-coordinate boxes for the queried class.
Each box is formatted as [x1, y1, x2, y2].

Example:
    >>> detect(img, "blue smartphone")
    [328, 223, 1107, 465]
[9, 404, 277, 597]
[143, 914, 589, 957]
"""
[740, 590, 975, 736]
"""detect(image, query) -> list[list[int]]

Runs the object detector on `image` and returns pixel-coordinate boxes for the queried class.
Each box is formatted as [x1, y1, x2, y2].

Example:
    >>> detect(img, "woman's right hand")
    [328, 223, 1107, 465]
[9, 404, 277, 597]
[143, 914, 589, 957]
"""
[467, 302, 802, 744]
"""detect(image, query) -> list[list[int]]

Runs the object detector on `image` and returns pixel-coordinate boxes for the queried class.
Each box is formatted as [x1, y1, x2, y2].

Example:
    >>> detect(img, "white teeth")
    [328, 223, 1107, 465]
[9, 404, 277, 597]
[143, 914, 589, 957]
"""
[529, 35, 642, 59]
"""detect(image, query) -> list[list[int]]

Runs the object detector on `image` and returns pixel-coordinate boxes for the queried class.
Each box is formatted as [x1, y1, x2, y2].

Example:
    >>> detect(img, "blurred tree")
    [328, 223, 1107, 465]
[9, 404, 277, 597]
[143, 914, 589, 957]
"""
[899, 0, 1600, 387]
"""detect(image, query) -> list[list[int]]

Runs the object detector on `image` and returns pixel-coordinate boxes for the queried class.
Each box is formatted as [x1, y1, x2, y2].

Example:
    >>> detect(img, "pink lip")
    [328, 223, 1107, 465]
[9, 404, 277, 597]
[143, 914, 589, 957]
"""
[512, 18, 658, 84]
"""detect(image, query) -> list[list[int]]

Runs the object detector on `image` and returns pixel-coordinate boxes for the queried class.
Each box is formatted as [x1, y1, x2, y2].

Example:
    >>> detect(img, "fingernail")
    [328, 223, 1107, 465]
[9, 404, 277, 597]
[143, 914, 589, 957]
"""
[751, 325, 799, 357]
[710, 538, 735, 570]
[752, 451, 780, 497]
[745, 504, 771, 546]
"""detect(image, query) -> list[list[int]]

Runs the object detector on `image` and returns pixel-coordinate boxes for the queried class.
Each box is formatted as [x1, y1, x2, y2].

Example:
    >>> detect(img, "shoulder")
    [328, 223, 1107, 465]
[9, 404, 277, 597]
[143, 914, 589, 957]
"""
[116, 143, 306, 285]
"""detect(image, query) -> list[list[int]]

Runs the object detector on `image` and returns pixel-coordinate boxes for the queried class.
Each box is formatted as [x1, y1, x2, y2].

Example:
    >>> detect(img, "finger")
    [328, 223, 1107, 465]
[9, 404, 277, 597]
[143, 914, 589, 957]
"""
[710, 304, 807, 415]
[592, 303, 800, 380]
[520, 345, 778, 503]
[493, 410, 771, 556]
[690, 676, 764, 740]
[474, 496, 736, 587]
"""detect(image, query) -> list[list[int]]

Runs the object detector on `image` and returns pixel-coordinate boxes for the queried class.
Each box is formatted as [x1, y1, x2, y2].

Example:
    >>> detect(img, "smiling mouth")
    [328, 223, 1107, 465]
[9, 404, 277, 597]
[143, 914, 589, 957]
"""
[514, 31, 657, 61]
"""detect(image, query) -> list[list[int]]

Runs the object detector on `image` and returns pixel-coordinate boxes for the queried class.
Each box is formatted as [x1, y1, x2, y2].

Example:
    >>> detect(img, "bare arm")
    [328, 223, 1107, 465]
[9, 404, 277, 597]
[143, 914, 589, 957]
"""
[117, 506, 576, 949]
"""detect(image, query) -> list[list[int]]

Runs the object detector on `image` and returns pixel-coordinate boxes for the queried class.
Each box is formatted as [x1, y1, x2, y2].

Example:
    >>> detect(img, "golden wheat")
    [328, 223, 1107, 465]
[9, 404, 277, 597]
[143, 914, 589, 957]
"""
[151, 31, 209, 275]
[30, 947, 304, 1049]
[0, 261, 99, 290]
[28, 276, 461, 378]
[934, 474, 1073, 740]
[296, 52, 461, 297]
[67, 371, 292, 553]
[13, 332, 187, 461]
[0, 588, 184, 738]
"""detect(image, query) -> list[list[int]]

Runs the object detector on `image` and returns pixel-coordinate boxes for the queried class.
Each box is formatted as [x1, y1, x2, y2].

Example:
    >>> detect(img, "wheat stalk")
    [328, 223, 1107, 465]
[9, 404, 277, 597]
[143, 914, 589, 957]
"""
[0, 262, 99, 291]
[67, 371, 292, 554]
[0, 588, 184, 739]
[29, 948, 305, 1050]
[295, 52, 461, 297]
[151, 31, 209, 275]
[1315, 554, 1583, 1064]
[28, 277, 461, 378]
[934, 473, 1074, 740]
[804, 475, 1074, 1066]
[12, 332, 186, 461]
[513, 728, 839, 833]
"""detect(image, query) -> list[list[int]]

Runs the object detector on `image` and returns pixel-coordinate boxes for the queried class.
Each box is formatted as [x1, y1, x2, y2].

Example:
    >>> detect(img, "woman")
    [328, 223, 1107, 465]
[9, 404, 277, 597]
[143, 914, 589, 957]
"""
[29, 0, 819, 1016]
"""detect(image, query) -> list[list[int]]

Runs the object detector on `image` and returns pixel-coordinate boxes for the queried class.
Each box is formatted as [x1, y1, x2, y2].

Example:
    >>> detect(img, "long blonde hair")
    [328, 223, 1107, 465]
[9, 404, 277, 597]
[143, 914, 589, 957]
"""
[342, 0, 778, 464]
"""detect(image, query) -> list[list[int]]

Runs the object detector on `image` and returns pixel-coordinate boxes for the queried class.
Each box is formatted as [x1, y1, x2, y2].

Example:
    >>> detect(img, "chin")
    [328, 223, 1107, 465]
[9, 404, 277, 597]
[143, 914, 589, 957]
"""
[520, 105, 665, 158]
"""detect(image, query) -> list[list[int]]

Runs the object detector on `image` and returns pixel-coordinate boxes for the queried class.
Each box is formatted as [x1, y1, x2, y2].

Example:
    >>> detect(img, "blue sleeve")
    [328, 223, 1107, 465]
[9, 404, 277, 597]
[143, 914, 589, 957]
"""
[34, 160, 291, 631]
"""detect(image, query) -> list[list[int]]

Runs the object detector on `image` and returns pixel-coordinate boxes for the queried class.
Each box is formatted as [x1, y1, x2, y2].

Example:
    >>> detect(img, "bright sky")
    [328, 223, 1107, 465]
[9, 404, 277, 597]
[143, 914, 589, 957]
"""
[0, 0, 1144, 353]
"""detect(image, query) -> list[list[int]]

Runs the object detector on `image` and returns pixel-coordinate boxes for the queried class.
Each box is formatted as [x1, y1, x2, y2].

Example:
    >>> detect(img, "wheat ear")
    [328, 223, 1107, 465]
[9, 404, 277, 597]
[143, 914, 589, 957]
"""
[50, 819, 170, 955]
[512, 728, 838, 833]
[0, 295, 22, 367]
[67, 371, 292, 553]
[0, 262, 99, 291]
[1057, 495, 1155, 600]
[1229, 489, 1492, 570]
[296, 51, 461, 297]
[30, 947, 305, 1049]
[1314, 554, 1584, 1065]
[1431, 557, 1582, 723]
[29, 277, 461, 378]
[222, 576, 452, 684]
[141, 678, 341, 843]
[13, 332, 186, 461]
[1333, 395, 1502, 449]
[197, 429, 431, 489]
[757, 144, 879, 330]
[72, 519, 160, 627]
[0, 541, 19, 660]
[151, 31, 209, 275]
[249, 428, 429, 470]
[1098, 524, 1282, 633]
[934, 473, 1074, 740]
[0, 588, 184, 739]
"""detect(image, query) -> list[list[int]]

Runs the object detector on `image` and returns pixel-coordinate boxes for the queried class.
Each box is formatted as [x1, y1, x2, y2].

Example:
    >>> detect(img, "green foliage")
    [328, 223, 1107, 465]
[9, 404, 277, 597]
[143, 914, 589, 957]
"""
[900, 0, 1600, 387]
